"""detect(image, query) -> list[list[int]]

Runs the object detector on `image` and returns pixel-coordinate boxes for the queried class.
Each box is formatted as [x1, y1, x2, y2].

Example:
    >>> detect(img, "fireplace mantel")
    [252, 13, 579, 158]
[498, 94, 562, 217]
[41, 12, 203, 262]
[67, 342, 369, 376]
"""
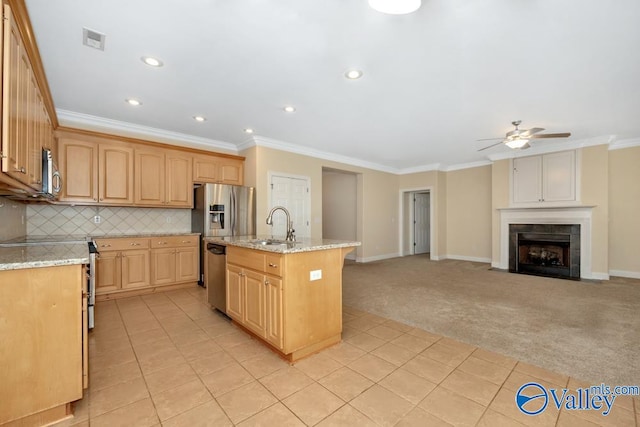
[495, 206, 600, 279]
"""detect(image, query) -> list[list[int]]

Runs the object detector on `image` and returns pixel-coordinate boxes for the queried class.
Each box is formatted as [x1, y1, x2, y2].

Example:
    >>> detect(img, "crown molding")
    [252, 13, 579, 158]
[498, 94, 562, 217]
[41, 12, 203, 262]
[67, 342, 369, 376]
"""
[248, 135, 400, 174]
[56, 109, 238, 152]
[442, 160, 493, 172]
[397, 163, 441, 175]
[486, 135, 615, 162]
[608, 137, 640, 151]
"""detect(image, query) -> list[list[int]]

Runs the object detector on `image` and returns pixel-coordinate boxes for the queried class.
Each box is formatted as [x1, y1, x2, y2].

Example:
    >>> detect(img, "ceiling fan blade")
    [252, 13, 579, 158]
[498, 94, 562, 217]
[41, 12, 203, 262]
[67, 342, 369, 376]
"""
[521, 127, 545, 136]
[476, 137, 504, 141]
[529, 132, 571, 139]
[477, 141, 505, 151]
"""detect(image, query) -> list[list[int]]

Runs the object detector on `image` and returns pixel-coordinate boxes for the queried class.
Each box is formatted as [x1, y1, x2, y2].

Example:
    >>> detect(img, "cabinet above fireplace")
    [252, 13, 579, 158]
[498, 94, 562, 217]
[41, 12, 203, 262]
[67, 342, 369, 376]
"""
[511, 150, 579, 207]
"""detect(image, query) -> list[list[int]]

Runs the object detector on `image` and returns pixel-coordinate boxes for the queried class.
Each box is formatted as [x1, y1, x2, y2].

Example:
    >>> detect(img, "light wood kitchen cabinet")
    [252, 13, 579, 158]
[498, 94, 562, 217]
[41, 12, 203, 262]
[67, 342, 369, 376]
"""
[94, 237, 150, 294]
[59, 138, 134, 204]
[1, 3, 54, 191]
[150, 235, 199, 285]
[193, 154, 244, 185]
[135, 148, 193, 207]
[0, 264, 84, 426]
[512, 150, 577, 205]
[226, 264, 244, 320]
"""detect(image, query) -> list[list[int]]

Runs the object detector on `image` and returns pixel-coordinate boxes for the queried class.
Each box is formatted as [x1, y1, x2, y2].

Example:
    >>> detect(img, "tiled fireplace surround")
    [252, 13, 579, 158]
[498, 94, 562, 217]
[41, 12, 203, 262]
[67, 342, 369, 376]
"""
[495, 207, 597, 280]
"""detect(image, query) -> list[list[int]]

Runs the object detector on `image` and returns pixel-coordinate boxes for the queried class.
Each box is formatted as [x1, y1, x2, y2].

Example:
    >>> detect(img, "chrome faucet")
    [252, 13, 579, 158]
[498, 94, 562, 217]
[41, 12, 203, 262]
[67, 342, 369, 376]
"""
[266, 206, 296, 241]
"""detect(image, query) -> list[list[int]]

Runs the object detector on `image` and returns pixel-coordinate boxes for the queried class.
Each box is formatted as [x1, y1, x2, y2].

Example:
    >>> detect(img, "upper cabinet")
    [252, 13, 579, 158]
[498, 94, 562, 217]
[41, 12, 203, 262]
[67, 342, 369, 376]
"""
[193, 154, 243, 185]
[512, 150, 578, 205]
[0, 3, 55, 192]
[134, 148, 192, 207]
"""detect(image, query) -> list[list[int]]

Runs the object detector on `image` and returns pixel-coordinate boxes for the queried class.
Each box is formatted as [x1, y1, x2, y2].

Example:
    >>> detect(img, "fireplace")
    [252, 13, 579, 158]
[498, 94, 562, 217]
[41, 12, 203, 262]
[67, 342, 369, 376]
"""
[509, 224, 581, 280]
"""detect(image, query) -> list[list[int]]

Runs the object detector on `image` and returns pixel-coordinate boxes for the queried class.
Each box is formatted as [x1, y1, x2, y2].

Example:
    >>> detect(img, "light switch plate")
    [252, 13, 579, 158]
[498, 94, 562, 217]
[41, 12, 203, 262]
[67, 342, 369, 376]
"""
[310, 269, 322, 281]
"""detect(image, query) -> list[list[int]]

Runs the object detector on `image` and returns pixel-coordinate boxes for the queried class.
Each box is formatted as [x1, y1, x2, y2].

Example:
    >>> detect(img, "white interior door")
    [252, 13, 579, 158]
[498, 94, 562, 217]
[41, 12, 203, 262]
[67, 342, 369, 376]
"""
[414, 192, 430, 254]
[270, 175, 310, 238]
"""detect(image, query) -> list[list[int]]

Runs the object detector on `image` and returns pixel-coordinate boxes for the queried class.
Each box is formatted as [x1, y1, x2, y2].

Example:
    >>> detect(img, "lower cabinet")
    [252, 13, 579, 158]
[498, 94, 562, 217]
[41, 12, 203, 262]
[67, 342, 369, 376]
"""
[225, 246, 348, 361]
[0, 264, 85, 425]
[95, 234, 199, 299]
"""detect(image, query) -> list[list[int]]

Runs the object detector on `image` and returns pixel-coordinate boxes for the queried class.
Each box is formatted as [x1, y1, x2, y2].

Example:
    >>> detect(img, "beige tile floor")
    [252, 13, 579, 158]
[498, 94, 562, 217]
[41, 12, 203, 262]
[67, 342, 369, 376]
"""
[55, 286, 639, 427]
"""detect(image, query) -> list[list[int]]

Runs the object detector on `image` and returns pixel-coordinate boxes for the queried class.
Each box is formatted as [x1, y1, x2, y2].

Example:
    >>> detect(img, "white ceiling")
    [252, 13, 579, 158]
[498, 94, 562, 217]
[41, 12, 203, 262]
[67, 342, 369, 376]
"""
[25, 0, 640, 173]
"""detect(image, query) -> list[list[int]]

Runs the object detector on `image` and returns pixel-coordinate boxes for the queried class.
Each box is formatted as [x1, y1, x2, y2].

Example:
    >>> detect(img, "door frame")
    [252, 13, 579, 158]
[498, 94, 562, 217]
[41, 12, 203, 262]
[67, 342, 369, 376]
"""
[267, 171, 311, 238]
[399, 186, 436, 259]
[413, 191, 431, 254]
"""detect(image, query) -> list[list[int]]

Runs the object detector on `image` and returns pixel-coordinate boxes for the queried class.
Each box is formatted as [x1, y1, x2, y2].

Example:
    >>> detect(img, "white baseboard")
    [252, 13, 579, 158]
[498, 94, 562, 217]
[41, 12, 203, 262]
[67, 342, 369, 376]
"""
[609, 269, 640, 280]
[356, 253, 400, 263]
[585, 272, 610, 281]
[439, 254, 492, 263]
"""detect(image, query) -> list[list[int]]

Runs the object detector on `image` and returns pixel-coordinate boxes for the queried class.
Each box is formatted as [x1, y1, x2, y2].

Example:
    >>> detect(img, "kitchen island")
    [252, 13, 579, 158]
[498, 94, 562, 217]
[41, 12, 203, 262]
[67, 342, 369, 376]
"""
[204, 236, 360, 361]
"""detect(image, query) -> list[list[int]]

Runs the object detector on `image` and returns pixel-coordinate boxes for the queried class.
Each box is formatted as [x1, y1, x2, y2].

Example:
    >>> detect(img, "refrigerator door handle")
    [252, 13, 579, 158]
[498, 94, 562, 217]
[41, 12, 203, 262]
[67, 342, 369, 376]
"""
[230, 188, 236, 235]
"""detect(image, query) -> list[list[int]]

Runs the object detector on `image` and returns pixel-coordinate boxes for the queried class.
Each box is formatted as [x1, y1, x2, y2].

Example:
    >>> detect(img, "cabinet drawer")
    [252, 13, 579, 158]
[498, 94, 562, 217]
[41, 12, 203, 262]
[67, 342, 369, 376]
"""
[94, 238, 150, 251]
[265, 254, 283, 277]
[150, 235, 199, 248]
[227, 247, 265, 271]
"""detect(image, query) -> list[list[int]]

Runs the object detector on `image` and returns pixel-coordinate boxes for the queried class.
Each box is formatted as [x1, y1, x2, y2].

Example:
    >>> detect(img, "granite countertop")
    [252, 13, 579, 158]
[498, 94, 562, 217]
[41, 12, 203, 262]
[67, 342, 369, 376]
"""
[92, 232, 201, 239]
[203, 235, 361, 254]
[0, 243, 90, 271]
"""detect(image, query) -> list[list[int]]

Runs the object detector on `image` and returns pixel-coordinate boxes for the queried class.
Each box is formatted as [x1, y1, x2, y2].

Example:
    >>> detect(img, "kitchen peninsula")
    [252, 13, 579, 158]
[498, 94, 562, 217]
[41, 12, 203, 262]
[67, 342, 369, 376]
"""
[205, 236, 360, 361]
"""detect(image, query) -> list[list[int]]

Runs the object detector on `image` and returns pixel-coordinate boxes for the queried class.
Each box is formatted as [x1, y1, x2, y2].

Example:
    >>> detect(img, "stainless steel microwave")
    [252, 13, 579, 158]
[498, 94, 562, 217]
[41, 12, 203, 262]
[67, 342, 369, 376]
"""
[41, 148, 61, 198]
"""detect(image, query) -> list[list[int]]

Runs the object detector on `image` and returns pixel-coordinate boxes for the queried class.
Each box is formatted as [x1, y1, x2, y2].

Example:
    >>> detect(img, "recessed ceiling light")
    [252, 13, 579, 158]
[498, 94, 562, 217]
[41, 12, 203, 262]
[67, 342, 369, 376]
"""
[283, 106, 296, 113]
[368, 0, 421, 14]
[345, 69, 363, 80]
[193, 116, 206, 122]
[141, 56, 163, 67]
[125, 98, 142, 106]
[244, 128, 254, 134]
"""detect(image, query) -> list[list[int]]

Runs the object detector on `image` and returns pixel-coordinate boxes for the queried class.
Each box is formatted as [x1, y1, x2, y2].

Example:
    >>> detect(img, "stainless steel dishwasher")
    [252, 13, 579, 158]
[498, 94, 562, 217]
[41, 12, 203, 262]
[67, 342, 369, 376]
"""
[206, 243, 227, 313]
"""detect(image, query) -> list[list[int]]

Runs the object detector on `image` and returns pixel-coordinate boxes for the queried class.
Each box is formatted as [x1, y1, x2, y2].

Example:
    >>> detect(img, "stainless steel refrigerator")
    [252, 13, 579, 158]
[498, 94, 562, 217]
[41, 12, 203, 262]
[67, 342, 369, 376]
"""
[192, 183, 256, 289]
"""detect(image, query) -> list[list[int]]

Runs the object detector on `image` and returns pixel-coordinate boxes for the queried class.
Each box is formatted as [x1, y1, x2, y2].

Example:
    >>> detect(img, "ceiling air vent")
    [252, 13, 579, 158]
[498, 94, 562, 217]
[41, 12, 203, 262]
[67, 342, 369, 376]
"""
[82, 27, 106, 50]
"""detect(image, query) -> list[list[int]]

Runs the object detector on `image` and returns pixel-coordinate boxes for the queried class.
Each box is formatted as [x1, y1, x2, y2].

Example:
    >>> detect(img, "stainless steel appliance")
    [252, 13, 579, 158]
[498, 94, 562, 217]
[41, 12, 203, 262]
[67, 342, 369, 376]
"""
[192, 184, 256, 283]
[206, 243, 227, 313]
[41, 148, 61, 199]
[87, 241, 98, 329]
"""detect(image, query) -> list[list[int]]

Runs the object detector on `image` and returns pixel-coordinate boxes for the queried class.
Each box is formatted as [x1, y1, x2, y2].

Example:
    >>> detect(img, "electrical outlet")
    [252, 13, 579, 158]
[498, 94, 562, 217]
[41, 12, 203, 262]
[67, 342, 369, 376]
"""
[166, 216, 172, 223]
[310, 270, 322, 281]
[93, 215, 101, 224]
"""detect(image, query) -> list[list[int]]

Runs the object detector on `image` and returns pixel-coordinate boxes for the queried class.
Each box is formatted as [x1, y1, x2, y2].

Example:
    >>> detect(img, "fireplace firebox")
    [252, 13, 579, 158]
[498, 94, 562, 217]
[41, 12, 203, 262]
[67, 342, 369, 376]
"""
[509, 224, 580, 280]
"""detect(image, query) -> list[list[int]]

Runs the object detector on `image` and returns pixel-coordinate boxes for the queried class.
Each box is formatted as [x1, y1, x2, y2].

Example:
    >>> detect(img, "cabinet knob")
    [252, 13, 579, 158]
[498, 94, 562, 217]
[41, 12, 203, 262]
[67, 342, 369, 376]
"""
[101, 244, 111, 247]
[268, 263, 278, 268]
[264, 279, 270, 285]
[159, 241, 167, 245]
[130, 242, 141, 246]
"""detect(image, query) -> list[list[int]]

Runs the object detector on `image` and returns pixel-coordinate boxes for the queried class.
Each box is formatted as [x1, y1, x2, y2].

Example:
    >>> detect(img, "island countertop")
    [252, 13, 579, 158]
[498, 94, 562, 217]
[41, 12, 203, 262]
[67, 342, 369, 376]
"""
[203, 235, 361, 254]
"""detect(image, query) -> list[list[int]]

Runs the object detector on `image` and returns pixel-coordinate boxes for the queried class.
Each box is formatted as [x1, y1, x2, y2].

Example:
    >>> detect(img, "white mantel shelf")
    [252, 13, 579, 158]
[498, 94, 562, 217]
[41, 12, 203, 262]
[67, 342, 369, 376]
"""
[495, 206, 606, 280]
[497, 205, 597, 211]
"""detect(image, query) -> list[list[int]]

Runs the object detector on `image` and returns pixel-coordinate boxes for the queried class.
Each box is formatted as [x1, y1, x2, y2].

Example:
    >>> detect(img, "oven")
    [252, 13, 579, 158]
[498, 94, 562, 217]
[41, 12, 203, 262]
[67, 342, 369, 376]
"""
[87, 241, 98, 329]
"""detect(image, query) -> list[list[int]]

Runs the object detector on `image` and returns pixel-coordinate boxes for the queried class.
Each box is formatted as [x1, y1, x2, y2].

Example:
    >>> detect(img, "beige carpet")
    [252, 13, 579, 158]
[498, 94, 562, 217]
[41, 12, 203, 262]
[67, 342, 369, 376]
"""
[342, 255, 640, 386]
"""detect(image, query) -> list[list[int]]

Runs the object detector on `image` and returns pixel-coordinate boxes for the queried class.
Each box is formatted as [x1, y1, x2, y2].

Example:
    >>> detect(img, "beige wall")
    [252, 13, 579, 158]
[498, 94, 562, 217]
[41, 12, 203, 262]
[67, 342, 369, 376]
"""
[0, 197, 26, 241]
[491, 160, 510, 265]
[580, 145, 609, 276]
[322, 171, 357, 241]
[241, 146, 399, 261]
[445, 165, 492, 260]
[608, 146, 640, 275]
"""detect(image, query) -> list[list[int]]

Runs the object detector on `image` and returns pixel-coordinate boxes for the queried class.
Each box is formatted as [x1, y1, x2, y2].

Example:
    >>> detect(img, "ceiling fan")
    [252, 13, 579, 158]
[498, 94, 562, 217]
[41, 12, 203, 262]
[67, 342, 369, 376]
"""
[477, 120, 571, 151]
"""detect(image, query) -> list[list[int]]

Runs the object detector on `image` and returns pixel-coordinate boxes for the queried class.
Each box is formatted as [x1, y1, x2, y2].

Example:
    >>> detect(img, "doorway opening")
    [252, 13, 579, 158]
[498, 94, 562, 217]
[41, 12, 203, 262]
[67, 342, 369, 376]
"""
[400, 188, 433, 258]
[322, 168, 360, 261]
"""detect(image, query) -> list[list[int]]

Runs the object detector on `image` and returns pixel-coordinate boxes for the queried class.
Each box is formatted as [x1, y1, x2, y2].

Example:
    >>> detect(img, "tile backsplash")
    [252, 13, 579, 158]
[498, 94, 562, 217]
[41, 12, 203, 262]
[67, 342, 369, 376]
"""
[27, 204, 191, 237]
[0, 197, 26, 240]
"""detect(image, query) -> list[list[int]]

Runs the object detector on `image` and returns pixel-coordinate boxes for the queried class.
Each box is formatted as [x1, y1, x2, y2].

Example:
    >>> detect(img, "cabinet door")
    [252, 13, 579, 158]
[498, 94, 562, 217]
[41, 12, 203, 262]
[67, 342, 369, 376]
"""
[219, 159, 243, 185]
[192, 155, 219, 183]
[165, 151, 193, 207]
[121, 249, 150, 289]
[150, 248, 176, 286]
[226, 265, 244, 321]
[265, 276, 283, 349]
[1, 5, 29, 183]
[99, 144, 134, 204]
[58, 139, 98, 203]
[244, 270, 266, 337]
[176, 246, 198, 282]
[134, 149, 165, 205]
[96, 251, 120, 294]
[26, 72, 43, 190]
[543, 151, 575, 202]
[513, 156, 542, 203]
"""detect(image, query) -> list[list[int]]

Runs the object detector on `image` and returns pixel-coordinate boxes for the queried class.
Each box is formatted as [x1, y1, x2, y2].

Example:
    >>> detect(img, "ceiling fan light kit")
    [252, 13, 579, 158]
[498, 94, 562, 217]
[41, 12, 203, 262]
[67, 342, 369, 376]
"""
[477, 120, 571, 151]
[368, 0, 422, 15]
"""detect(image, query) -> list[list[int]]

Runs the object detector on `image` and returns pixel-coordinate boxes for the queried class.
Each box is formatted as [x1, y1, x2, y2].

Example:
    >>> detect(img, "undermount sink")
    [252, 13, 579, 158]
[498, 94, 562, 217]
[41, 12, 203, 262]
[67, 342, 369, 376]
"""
[250, 239, 299, 246]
